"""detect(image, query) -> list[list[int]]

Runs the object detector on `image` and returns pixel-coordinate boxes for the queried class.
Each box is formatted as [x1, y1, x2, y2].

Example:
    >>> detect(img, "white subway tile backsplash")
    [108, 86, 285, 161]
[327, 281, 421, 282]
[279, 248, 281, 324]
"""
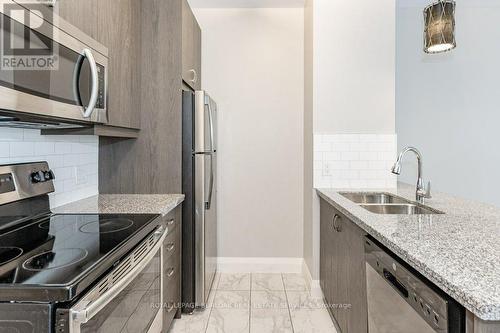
[323, 152, 341, 160]
[0, 143, 9, 157]
[0, 128, 98, 208]
[10, 142, 34, 157]
[54, 142, 74, 154]
[359, 152, 378, 160]
[341, 151, 359, 161]
[34, 142, 55, 155]
[0, 128, 24, 141]
[329, 161, 349, 170]
[331, 142, 350, 152]
[314, 134, 397, 189]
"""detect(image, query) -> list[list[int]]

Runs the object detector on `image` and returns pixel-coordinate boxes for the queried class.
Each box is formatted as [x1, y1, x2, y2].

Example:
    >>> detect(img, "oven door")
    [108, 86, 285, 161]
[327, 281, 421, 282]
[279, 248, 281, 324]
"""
[59, 226, 167, 333]
[0, 1, 107, 126]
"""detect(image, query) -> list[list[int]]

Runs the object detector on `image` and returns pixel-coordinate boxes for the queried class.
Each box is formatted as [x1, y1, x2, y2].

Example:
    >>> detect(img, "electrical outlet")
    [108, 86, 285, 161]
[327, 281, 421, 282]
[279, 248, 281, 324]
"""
[323, 163, 331, 176]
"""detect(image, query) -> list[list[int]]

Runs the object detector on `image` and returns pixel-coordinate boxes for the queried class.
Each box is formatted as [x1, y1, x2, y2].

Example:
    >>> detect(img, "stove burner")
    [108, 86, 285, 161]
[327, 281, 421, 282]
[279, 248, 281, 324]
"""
[0, 247, 23, 265]
[79, 218, 134, 234]
[22, 248, 88, 271]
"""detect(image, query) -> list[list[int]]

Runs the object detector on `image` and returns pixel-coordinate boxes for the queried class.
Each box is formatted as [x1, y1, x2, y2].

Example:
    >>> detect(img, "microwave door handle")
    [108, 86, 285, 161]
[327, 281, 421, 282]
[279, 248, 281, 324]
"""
[81, 48, 99, 118]
[70, 226, 168, 328]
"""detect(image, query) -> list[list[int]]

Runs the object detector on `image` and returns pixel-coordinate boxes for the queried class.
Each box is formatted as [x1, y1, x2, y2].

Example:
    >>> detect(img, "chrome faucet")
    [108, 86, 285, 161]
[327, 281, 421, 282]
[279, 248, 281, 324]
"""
[391, 147, 431, 204]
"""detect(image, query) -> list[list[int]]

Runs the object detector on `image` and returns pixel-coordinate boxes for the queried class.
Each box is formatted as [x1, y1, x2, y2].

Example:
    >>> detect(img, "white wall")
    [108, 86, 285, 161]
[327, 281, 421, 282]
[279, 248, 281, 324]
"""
[0, 128, 98, 207]
[303, 0, 314, 285]
[314, 0, 396, 134]
[193, 8, 305, 259]
[396, 1, 500, 207]
[304, 0, 396, 281]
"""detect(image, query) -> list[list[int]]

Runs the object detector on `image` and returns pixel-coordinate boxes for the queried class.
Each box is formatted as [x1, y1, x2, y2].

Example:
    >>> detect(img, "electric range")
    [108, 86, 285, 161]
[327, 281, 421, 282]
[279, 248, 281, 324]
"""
[0, 162, 168, 333]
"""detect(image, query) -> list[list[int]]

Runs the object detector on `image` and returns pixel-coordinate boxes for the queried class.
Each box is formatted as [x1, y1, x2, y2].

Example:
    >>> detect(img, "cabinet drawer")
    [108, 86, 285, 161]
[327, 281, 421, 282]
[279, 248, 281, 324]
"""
[164, 216, 179, 234]
[164, 248, 180, 288]
[163, 226, 180, 262]
[163, 259, 180, 330]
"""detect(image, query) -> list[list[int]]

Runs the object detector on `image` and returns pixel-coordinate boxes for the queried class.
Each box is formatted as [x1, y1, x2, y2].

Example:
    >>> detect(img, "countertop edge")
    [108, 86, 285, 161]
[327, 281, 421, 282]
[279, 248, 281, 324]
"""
[53, 194, 185, 216]
[316, 188, 500, 322]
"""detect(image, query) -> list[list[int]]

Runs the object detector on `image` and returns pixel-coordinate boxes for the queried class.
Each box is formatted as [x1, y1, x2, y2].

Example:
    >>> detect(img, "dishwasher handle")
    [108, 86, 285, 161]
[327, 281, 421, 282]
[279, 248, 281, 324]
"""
[383, 268, 409, 298]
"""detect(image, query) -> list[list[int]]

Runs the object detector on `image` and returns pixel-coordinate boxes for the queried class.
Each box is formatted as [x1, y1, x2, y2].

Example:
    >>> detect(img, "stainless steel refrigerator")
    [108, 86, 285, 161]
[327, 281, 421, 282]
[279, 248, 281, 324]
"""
[182, 90, 218, 312]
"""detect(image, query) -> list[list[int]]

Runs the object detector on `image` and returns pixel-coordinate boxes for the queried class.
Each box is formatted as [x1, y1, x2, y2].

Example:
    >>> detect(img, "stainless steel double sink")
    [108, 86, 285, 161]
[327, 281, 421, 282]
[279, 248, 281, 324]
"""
[339, 192, 444, 215]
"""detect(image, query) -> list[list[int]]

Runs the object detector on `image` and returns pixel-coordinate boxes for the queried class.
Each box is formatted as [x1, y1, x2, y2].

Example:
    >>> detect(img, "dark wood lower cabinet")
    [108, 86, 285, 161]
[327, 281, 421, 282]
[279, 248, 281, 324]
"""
[320, 198, 368, 333]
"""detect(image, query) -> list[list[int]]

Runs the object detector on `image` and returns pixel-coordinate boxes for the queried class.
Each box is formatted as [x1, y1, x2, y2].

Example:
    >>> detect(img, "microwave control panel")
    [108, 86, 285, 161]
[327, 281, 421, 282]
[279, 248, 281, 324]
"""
[96, 64, 106, 109]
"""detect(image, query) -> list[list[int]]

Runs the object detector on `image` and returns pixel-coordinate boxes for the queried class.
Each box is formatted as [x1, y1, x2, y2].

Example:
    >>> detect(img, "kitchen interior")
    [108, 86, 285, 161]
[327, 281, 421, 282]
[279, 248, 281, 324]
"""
[0, 0, 498, 332]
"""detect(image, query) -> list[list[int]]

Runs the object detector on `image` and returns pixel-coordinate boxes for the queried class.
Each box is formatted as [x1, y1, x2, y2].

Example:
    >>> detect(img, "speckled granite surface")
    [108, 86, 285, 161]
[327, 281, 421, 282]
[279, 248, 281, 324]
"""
[316, 183, 500, 321]
[53, 194, 185, 216]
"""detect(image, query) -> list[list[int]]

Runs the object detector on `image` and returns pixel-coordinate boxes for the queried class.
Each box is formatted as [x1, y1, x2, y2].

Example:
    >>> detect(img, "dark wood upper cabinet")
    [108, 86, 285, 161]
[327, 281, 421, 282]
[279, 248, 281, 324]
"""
[56, 0, 98, 39]
[320, 198, 368, 333]
[96, 0, 141, 130]
[182, 0, 201, 90]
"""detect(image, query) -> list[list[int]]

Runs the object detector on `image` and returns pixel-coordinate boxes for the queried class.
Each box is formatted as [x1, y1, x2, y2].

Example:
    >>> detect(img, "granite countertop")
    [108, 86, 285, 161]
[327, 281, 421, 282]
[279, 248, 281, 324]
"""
[316, 183, 500, 321]
[53, 194, 185, 216]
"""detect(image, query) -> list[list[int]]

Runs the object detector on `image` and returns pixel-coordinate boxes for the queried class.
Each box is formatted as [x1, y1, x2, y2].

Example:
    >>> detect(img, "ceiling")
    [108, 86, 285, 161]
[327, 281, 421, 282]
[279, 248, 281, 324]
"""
[188, 0, 305, 8]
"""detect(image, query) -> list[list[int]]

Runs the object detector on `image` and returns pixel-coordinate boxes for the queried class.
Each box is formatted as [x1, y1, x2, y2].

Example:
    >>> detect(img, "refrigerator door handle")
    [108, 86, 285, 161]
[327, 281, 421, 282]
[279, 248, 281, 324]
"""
[205, 96, 215, 152]
[205, 153, 214, 210]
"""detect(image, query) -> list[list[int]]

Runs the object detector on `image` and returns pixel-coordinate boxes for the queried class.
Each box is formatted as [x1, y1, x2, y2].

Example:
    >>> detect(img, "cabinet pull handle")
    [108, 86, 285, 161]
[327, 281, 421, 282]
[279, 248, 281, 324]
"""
[332, 214, 342, 232]
[167, 267, 175, 277]
[166, 243, 175, 252]
[189, 69, 197, 83]
[166, 219, 175, 226]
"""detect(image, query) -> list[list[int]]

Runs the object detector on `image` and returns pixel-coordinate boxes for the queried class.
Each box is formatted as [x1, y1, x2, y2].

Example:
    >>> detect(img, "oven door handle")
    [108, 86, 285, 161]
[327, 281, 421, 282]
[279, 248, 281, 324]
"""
[70, 226, 168, 328]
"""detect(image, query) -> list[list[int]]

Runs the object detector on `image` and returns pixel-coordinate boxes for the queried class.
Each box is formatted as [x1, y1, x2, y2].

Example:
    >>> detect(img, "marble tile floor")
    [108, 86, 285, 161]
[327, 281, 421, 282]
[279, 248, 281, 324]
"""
[169, 273, 338, 333]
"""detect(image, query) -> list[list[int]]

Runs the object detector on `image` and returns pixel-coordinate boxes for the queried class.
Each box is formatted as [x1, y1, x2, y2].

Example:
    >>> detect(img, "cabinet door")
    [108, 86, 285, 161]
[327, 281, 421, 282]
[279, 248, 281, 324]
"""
[331, 211, 348, 332]
[56, 0, 98, 39]
[343, 220, 368, 333]
[97, 0, 141, 129]
[182, 0, 201, 90]
[332, 207, 367, 333]
[322, 203, 368, 333]
[320, 200, 342, 327]
[320, 200, 332, 303]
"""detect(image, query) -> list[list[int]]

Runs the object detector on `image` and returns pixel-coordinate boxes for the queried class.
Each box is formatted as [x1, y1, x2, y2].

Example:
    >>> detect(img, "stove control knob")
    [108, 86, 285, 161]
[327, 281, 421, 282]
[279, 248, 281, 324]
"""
[31, 171, 45, 183]
[44, 170, 55, 181]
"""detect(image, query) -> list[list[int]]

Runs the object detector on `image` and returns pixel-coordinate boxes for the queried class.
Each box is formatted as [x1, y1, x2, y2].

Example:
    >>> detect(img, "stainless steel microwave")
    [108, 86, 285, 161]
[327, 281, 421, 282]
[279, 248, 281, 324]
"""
[0, 0, 108, 129]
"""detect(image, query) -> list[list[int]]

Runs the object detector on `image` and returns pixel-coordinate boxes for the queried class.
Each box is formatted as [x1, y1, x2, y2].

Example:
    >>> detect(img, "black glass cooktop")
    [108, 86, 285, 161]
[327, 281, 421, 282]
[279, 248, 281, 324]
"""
[0, 214, 158, 289]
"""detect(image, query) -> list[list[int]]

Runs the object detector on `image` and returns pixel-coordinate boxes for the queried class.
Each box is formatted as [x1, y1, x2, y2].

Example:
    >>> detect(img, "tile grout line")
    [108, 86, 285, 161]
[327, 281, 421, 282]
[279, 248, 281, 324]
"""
[204, 273, 220, 333]
[282, 274, 296, 333]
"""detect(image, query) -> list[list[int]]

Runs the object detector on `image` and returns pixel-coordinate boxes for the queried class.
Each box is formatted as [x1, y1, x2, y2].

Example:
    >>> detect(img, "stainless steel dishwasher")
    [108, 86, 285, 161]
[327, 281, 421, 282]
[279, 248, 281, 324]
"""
[364, 236, 465, 333]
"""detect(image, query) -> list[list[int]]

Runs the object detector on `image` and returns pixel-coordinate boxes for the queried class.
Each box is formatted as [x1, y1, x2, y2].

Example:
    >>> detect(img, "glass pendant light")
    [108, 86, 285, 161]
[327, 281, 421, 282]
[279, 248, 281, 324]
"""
[424, 0, 456, 54]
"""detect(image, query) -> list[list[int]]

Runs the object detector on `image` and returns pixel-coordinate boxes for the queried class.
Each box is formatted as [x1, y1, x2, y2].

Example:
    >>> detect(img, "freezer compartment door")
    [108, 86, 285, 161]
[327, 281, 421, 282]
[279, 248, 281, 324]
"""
[194, 91, 217, 153]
